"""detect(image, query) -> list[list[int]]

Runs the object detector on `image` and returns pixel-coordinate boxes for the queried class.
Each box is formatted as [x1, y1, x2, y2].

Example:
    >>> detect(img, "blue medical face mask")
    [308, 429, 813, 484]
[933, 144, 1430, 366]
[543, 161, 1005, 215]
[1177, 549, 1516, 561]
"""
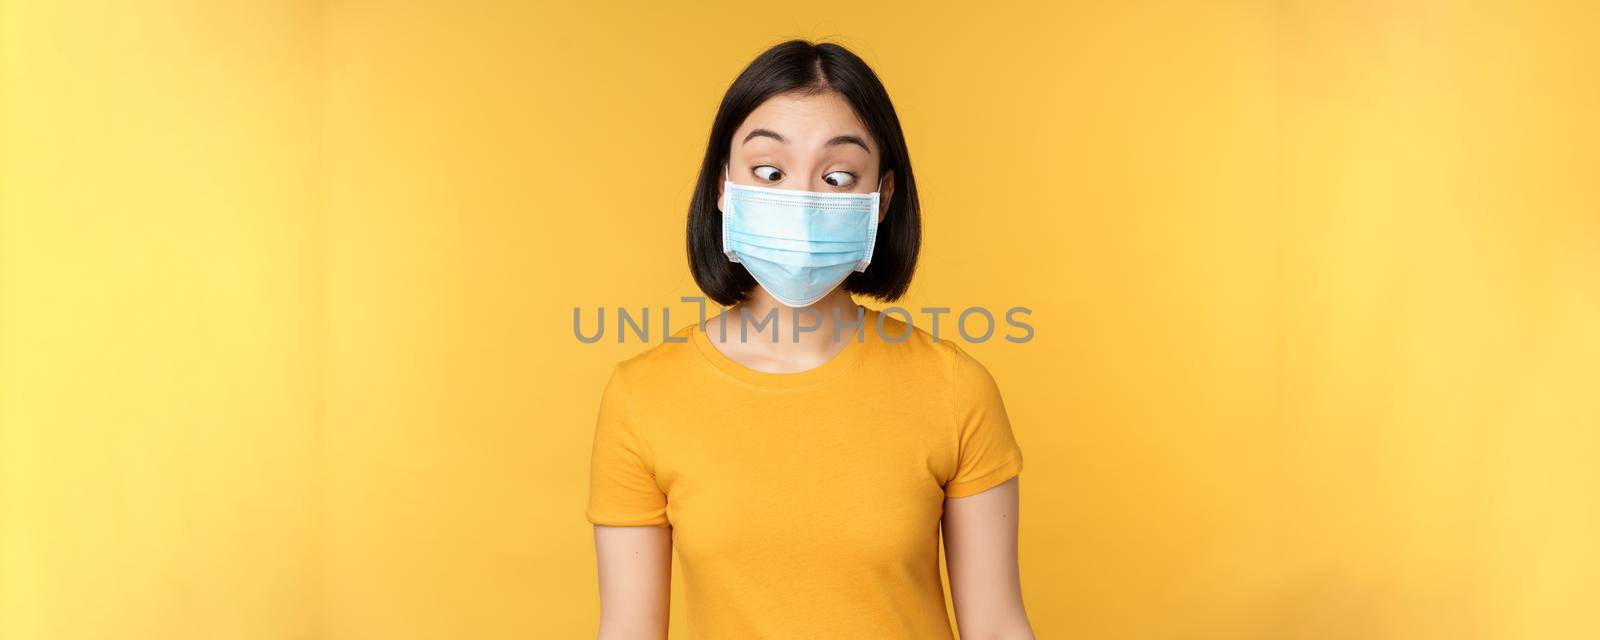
[721, 166, 885, 307]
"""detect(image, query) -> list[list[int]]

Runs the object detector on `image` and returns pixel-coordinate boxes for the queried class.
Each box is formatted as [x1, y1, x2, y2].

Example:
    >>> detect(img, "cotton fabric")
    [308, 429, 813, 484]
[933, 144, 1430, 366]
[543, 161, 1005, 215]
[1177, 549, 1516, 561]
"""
[586, 306, 1024, 638]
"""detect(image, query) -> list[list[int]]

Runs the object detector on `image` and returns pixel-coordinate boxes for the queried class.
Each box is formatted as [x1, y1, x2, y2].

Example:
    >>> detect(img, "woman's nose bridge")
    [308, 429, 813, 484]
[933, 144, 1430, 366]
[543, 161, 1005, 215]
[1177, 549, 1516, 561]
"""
[788, 157, 826, 191]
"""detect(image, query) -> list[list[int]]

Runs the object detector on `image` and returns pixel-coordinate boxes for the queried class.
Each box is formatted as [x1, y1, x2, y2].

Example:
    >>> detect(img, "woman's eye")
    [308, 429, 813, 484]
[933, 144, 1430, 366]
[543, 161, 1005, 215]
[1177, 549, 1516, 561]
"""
[824, 171, 857, 188]
[752, 165, 783, 182]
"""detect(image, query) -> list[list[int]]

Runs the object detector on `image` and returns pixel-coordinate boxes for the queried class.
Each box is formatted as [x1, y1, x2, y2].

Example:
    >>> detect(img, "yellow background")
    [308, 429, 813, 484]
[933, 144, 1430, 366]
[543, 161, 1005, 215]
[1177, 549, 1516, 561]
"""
[3, 1, 1597, 638]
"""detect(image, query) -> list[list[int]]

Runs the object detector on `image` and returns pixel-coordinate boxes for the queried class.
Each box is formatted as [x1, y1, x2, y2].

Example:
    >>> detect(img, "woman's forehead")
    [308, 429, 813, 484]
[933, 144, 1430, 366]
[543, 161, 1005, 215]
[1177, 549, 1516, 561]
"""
[735, 92, 873, 152]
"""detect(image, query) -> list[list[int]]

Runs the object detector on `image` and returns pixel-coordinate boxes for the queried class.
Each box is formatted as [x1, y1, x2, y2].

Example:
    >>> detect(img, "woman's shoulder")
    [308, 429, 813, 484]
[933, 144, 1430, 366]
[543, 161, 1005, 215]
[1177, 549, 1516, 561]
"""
[588, 323, 703, 430]
[609, 320, 701, 381]
[866, 307, 987, 382]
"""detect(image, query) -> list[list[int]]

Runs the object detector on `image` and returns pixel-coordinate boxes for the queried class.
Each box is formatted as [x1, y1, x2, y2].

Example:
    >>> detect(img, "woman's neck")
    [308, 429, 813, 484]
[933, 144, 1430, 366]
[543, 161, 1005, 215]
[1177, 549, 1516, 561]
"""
[704, 288, 865, 373]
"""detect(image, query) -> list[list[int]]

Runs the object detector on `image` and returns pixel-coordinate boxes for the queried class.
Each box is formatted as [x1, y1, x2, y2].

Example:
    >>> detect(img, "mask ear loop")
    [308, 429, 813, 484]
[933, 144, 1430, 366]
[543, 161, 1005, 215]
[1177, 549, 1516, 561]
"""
[719, 160, 740, 265]
[857, 169, 887, 273]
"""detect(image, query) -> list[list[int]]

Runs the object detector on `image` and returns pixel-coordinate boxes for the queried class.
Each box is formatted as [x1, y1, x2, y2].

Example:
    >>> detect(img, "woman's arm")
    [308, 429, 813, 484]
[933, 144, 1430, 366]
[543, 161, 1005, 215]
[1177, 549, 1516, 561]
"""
[593, 524, 673, 640]
[943, 476, 1035, 640]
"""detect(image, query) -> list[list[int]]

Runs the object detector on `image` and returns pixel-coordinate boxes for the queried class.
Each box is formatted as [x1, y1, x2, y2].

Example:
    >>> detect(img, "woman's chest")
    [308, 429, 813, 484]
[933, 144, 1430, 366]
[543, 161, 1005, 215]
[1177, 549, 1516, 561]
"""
[641, 390, 956, 568]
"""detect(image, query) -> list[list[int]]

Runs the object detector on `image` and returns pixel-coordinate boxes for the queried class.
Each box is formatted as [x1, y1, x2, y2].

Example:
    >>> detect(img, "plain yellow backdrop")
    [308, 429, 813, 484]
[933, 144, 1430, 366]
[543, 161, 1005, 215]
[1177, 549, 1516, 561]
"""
[3, 1, 1597, 638]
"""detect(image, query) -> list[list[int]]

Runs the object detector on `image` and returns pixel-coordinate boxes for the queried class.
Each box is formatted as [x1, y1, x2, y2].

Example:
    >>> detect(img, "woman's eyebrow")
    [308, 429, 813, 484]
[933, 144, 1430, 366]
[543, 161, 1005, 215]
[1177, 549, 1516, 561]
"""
[741, 129, 871, 153]
[825, 134, 871, 153]
[742, 128, 787, 145]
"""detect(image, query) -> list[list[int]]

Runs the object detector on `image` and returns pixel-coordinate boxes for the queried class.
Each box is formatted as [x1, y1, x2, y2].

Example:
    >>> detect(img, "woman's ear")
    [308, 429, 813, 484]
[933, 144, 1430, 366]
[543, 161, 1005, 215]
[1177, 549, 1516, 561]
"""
[877, 170, 895, 223]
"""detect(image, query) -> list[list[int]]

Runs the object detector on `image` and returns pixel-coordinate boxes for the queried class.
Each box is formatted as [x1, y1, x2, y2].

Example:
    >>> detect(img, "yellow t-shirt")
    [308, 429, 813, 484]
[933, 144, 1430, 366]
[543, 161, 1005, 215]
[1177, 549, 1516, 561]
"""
[585, 306, 1024, 639]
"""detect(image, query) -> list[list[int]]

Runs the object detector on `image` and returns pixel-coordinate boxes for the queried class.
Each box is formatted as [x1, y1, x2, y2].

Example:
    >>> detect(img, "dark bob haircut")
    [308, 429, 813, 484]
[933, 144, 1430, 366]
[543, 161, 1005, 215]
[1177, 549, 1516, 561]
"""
[687, 39, 921, 306]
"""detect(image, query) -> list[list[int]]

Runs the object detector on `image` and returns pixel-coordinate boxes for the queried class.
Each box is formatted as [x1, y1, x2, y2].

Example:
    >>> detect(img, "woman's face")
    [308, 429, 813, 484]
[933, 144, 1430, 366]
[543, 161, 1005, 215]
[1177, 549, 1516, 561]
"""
[719, 90, 895, 222]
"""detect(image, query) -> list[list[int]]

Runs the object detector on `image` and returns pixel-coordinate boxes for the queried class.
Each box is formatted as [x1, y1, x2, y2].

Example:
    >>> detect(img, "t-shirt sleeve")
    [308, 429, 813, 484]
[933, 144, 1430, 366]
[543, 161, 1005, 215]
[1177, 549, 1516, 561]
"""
[585, 365, 671, 527]
[943, 348, 1025, 499]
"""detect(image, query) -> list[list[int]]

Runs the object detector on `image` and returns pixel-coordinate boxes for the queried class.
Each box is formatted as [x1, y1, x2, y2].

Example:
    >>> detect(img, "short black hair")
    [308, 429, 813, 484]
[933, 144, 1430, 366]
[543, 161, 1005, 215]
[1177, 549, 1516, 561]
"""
[687, 39, 921, 306]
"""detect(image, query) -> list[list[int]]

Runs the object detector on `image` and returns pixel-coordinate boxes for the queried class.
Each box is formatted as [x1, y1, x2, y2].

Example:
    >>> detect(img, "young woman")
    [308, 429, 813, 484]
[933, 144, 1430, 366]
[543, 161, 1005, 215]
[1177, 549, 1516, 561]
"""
[587, 39, 1033, 639]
